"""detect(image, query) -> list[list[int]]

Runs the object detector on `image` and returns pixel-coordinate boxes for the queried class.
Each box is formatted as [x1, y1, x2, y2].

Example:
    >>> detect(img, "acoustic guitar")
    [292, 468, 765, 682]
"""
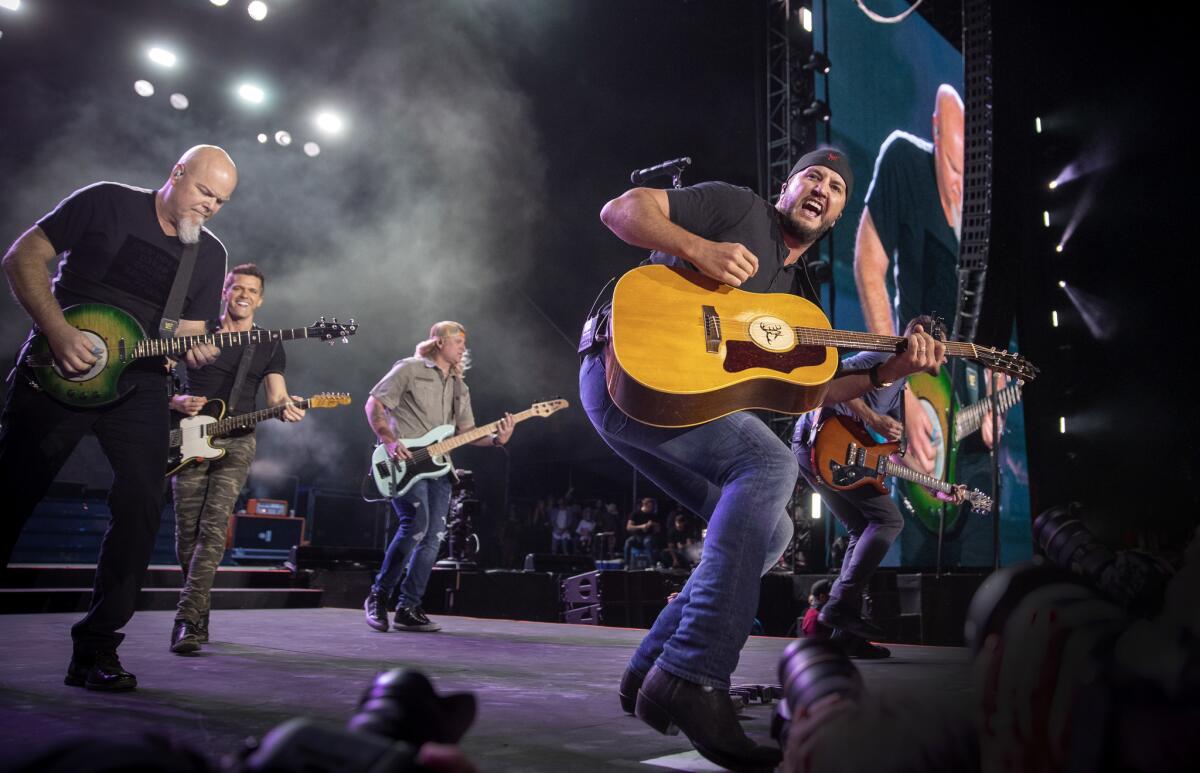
[605, 265, 1036, 427]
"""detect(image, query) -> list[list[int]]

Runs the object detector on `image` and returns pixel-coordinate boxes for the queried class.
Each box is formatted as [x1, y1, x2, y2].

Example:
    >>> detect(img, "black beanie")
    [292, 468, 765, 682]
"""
[788, 147, 853, 200]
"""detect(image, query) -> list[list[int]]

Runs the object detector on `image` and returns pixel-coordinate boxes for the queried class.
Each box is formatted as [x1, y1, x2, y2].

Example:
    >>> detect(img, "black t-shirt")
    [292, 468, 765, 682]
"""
[864, 132, 959, 332]
[653, 181, 822, 303]
[179, 323, 286, 416]
[36, 182, 227, 337]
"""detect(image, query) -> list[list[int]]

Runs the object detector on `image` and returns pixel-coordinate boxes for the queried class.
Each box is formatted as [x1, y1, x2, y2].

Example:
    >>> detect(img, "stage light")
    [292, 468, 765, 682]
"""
[257, 133, 268, 143]
[313, 110, 344, 135]
[810, 492, 821, 520]
[1058, 280, 1067, 288]
[1043, 210, 1050, 227]
[802, 100, 831, 122]
[800, 7, 813, 33]
[1052, 310, 1059, 328]
[248, 1, 268, 21]
[1035, 116, 1042, 134]
[210, 0, 229, 6]
[0, 0, 20, 11]
[1048, 180, 1058, 190]
[134, 80, 155, 97]
[1059, 417, 1066, 434]
[237, 83, 264, 104]
[274, 130, 291, 146]
[803, 52, 831, 75]
[147, 46, 176, 68]
[1055, 243, 1063, 253]
[169, 93, 189, 110]
[303, 142, 321, 157]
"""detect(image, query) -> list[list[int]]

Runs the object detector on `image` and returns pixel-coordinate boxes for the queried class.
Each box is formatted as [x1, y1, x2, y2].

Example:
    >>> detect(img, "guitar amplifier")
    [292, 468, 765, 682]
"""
[247, 498, 290, 516]
[227, 514, 305, 562]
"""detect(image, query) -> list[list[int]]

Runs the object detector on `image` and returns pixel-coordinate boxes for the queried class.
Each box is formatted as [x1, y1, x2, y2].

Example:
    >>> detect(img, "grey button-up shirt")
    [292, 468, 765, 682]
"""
[369, 356, 474, 440]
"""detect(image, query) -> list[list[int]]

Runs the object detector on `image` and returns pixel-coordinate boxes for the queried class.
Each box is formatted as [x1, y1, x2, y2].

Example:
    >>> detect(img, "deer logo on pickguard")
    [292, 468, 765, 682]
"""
[747, 315, 795, 352]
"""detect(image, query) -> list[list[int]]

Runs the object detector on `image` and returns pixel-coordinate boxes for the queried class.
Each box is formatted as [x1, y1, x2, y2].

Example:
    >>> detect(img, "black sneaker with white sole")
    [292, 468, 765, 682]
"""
[364, 590, 389, 632]
[394, 606, 441, 632]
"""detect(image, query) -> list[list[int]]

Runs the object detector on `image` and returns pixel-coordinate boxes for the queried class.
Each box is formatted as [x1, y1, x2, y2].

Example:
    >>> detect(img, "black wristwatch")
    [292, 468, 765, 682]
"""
[868, 363, 894, 389]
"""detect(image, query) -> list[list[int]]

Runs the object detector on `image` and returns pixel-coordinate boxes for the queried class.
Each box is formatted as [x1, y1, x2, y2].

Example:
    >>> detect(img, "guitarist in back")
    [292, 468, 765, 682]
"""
[791, 315, 967, 659]
[581, 149, 945, 772]
[167, 263, 306, 655]
[0, 145, 235, 692]
[362, 321, 513, 633]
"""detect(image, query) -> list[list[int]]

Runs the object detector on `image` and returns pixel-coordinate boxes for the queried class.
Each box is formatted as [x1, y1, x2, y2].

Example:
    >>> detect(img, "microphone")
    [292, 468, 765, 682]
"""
[630, 156, 692, 186]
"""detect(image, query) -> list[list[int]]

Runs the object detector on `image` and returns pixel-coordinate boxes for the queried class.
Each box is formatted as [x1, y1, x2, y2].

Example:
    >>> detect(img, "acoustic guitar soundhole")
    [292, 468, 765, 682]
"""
[723, 341, 827, 373]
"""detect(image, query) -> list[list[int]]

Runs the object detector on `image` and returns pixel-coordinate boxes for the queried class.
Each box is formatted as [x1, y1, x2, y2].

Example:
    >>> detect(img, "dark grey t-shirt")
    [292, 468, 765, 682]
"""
[652, 181, 822, 303]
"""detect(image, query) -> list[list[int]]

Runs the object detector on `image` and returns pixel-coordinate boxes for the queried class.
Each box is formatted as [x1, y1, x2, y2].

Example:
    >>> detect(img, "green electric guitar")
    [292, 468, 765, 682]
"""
[22, 304, 357, 407]
[897, 369, 1022, 533]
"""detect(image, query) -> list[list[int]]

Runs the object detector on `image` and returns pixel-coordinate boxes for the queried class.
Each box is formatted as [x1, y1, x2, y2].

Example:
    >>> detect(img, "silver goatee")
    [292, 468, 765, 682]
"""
[177, 217, 202, 245]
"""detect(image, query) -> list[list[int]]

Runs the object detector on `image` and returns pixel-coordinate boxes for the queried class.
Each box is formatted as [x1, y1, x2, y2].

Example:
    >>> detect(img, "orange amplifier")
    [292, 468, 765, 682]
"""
[247, 498, 290, 516]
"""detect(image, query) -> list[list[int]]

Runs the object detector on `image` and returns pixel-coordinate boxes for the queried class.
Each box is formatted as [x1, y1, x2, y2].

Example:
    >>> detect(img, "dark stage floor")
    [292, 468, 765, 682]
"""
[0, 610, 972, 771]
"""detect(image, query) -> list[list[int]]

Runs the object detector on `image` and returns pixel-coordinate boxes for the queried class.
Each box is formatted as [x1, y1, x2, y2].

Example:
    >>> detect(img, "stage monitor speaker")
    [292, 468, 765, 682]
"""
[308, 489, 387, 549]
[228, 514, 304, 562]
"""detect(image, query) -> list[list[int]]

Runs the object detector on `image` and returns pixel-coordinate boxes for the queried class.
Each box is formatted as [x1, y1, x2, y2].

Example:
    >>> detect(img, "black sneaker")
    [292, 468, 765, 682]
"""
[831, 630, 892, 659]
[364, 590, 389, 632]
[65, 652, 137, 691]
[170, 619, 201, 654]
[819, 603, 886, 641]
[394, 606, 441, 632]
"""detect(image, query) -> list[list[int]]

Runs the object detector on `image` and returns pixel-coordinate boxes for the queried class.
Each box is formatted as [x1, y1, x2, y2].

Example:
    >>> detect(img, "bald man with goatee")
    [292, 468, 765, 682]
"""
[0, 145, 237, 692]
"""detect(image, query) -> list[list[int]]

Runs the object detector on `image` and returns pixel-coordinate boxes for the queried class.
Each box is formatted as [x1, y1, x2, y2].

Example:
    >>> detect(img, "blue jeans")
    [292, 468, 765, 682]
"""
[580, 353, 795, 688]
[373, 476, 452, 609]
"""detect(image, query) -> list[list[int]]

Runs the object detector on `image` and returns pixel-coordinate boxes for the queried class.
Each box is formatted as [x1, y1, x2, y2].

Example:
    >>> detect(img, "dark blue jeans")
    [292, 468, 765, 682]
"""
[373, 475, 452, 609]
[580, 353, 795, 688]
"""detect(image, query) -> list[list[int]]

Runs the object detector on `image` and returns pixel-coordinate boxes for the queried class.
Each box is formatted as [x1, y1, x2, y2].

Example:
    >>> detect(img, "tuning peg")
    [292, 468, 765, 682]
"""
[331, 317, 338, 324]
[341, 336, 349, 343]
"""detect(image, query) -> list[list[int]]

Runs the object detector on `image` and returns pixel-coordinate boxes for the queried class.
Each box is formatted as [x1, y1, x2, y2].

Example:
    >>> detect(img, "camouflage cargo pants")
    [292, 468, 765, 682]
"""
[171, 433, 256, 624]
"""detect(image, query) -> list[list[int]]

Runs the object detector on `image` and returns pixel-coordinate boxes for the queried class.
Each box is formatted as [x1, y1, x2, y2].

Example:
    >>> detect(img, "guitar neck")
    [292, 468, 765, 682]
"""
[881, 457, 953, 496]
[206, 398, 312, 438]
[134, 327, 313, 359]
[954, 383, 1023, 441]
[425, 407, 540, 456]
[792, 328, 981, 360]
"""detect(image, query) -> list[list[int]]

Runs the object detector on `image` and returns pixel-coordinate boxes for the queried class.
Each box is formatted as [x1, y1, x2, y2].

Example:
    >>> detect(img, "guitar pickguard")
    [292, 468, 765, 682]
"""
[723, 340, 826, 373]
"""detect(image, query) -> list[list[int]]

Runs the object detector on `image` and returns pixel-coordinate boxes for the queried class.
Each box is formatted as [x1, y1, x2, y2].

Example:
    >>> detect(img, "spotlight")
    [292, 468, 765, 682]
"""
[1058, 280, 1067, 289]
[303, 142, 321, 157]
[1048, 180, 1058, 190]
[1043, 211, 1050, 227]
[802, 100, 831, 122]
[0, 0, 21, 11]
[147, 46, 176, 68]
[1035, 116, 1043, 134]
[809, 492, 821, 521]
[1059, 417, 1066, 434]
[209, 0, 229, 6]
[803, 52, 831, 75]
[257, 133, 268, 143]
[1055, 243, 1064, 253]
[237, 83, 265, 104]
[169, 93, 189, 110]
[248, 1, 268, 21]
[274, 130, 292, 146]
[800, 7, 813, 33]
[1052, 310, 1059, 328]
[313, 110, 344, 135]
[133, 80, 155, 97]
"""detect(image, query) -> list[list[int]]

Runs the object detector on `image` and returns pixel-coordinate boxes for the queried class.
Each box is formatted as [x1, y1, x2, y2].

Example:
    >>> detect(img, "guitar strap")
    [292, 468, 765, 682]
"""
[225, 340, 257, 415]
[451, 372, 463, 425]
[159, 242, 201, 338]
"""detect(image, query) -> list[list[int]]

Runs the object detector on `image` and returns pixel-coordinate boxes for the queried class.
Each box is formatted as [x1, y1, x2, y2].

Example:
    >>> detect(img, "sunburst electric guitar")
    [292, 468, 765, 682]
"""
[605, 265, 1037, 427]
[22, 304, 357, 407]
[369, 399, 569, 499]
[899, 371, 1023, 532]
[811, 414, 993, 514]
[166, 392, 352, 476]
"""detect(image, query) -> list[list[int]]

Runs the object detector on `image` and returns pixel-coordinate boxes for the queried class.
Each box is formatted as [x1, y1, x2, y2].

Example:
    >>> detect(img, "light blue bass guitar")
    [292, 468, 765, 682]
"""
[369, 399, 568, 498]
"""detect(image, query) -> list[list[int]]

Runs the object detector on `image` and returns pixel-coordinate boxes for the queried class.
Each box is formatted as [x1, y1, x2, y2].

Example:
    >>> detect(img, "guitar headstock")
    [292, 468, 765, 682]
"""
[310, 317, 359, 343]
[976, 346, 1039, 381]
[531, 398, 570, 417]
[966, 489, 994, 514]
[308, 392, 352, 409]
